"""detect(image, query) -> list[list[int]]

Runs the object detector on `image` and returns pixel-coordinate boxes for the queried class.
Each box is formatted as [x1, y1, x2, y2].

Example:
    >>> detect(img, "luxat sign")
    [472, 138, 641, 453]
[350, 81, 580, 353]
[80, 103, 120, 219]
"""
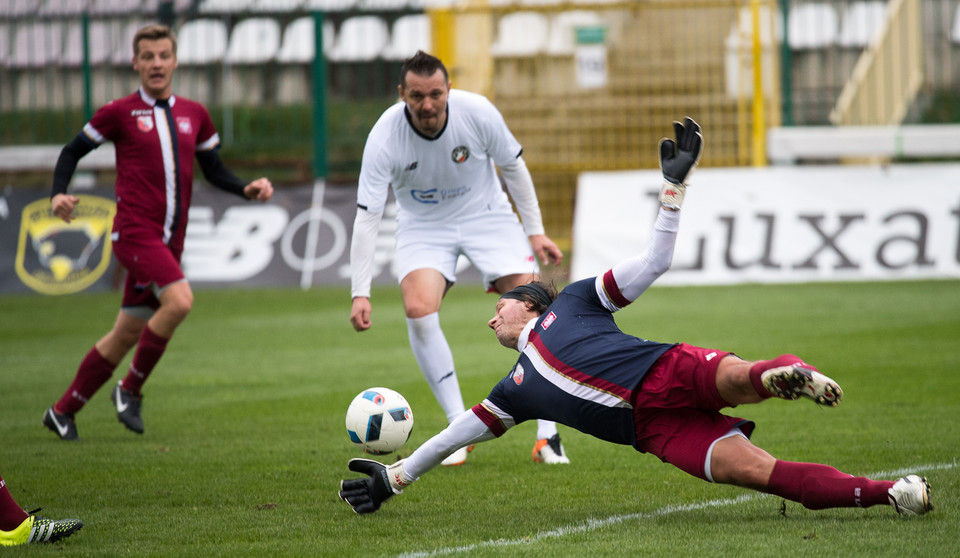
[15, 195, 116, 295]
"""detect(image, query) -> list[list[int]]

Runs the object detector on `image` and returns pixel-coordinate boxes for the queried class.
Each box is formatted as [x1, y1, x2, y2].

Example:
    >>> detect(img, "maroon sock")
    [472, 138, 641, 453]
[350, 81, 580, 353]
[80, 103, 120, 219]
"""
[748, 354, 807, 398]
[55, 346, 117, 415]
[0, 475, 29, 531]
[766, 460, 894, 510]
[121, 326, 169, 395]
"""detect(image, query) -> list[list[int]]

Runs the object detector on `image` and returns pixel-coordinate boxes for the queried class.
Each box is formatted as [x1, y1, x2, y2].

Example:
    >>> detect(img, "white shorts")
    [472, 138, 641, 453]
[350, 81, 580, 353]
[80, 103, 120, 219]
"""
[395, 208, 538, 290]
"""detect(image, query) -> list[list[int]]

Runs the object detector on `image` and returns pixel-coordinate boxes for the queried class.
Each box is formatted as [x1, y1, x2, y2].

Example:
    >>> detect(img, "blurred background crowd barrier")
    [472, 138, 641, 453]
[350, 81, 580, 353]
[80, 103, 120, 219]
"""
[2, 0, 959, 249]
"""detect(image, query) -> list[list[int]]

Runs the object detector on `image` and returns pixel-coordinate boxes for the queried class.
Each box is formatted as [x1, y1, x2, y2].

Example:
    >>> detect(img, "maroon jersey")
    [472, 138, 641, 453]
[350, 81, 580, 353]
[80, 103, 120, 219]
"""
[82, 88, 219, 251]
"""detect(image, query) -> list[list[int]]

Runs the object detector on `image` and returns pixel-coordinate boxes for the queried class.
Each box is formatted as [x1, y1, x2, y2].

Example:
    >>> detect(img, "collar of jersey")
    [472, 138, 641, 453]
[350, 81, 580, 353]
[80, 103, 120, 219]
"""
[515, 318, 538, 352]
[139, 87, 176, 108]
[403, 104, 449, 141]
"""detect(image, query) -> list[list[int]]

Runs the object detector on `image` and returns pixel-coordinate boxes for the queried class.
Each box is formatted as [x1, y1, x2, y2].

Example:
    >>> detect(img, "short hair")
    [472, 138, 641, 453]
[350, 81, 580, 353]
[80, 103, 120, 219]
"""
[500, 281, 558, 316]
[133, 24, 177, 57]
[399, 50, 448, 88]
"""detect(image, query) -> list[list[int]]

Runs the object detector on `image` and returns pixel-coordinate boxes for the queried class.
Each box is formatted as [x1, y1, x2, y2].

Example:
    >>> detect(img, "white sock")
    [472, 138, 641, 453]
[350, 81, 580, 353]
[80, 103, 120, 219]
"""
[407, 313, 465, 423]
[536, 420, 558, 440]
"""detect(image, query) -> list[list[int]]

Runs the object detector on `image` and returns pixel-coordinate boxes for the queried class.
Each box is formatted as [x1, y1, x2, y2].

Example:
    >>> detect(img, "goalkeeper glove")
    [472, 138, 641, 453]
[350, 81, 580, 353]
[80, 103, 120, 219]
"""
[338, 458, 413, 514]
[658, 116, 704, 210]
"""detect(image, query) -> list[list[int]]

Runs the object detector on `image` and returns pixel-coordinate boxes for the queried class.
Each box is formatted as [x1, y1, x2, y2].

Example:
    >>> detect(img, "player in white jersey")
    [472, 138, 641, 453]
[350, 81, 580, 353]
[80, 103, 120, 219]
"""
[349, 51, 567, 466]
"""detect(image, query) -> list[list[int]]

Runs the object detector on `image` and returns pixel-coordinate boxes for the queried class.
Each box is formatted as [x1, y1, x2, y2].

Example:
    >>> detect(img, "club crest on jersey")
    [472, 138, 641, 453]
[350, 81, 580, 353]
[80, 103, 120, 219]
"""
[512, 364, 525, 385]
[451, 146, 470, 163]
[176, 117, 193, 134]
[541, 311, 557, 330]
[137, 116, 154, 133]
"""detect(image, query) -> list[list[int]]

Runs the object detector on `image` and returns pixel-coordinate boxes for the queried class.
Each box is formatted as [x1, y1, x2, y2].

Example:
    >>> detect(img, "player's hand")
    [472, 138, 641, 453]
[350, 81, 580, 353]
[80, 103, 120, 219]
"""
[244, 177, 274, 202]
[350, 297, 372, 332]
[658, 117, 703, 210]
[529, 234, 563, 267]
[339, 458, 404, 514]
[51, 193, 80, 223]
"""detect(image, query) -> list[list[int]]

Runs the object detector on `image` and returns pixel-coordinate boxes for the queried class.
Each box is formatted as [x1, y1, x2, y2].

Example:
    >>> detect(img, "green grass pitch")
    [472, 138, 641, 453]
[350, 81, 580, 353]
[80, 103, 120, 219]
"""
[1, 280, 958, 556]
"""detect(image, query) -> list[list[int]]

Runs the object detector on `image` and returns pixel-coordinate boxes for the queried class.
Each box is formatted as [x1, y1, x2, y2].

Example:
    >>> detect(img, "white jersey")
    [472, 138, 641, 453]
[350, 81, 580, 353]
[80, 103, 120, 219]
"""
[356, 89, 522, 223]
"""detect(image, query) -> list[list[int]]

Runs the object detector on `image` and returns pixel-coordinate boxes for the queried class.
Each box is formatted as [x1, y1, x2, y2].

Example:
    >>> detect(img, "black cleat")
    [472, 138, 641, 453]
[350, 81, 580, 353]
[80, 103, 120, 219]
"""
[110, 382, 144, 434]
[42, 407, 79, 441]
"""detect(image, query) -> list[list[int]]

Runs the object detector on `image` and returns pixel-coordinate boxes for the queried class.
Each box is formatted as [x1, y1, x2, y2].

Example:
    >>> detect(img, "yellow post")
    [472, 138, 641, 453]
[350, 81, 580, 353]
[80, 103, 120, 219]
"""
[429, 8, 455, 71]
[750, 0, 767, 166]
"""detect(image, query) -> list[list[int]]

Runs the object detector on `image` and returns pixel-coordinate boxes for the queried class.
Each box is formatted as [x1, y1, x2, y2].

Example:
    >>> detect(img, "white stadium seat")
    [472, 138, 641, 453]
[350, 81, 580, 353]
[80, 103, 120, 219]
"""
[952, 5, 960, 44]
[176, 19, 229, 65]
[11, 23, 64, 68]
[490, 11, 549, 56]
[788, 3, 838, 49]
[382, 14, 430, 61]
[109, 20, 147, 65]
[198, 0, 256, 13]
[38, 0, 90, 16]
[62, 21, 116, 66]
[837, 1, 889, 47]
[302, 0, 358, 10]
[88, 0, 142, 14]
[0, 0, 39, 16]
[251, 0, 304, 11]
[276, 16, 335, 63]
[328, 16, 389, 62]
[226, 17, 281, 63]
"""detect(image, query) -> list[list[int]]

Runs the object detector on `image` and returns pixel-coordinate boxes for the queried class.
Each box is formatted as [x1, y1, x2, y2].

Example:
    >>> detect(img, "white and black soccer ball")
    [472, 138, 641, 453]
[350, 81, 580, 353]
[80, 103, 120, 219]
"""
[345, 387, 414, 455]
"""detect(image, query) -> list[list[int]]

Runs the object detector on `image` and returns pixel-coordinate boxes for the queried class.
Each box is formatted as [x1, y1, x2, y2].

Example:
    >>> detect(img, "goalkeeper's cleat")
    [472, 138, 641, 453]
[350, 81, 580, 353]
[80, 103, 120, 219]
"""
[532, 434, 570, 464]
[42, 407, 79, 441]
[110, 382, 144, 434]
[0, 513, 83, 546]
[761, 364, 842, 406]
[440, 444, 474, 467]
[888, 475, 932, 516]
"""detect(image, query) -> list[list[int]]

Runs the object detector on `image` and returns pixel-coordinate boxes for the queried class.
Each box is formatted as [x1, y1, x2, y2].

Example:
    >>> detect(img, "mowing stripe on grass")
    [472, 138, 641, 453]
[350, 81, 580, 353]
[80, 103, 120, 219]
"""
[398, 461, 957, 558]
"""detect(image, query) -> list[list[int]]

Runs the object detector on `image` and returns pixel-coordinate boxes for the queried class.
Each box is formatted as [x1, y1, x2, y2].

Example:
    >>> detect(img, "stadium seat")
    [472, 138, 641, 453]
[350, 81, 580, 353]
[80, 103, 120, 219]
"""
[38, 0, 90, 15]
[358, 0, 409, 8]
[787, 3, 838, 49]
[176, 19, 229, 64]
[545, 10, 601, 55]
[199, 0, 256, 13]
[109, 20, 147, 65]
[952, 5, 960, 44]
[382, 14, 430, 60]
[301, 0, 358, 10]
[88, 0, 142, 13]
[490, 11, 549, 56]
[10, 23, 64, 68]
[61, 20, 115, 66]
[0, 0, 39, 16]
[837, 1, 888, 47]
[276, 16, 335, 63]
[140, 0, 194, 13]
[328, 16, 389, 62]
[250, 0, 304, 11]
[226, 17, 281, 63]
[0, 25, 10, 67]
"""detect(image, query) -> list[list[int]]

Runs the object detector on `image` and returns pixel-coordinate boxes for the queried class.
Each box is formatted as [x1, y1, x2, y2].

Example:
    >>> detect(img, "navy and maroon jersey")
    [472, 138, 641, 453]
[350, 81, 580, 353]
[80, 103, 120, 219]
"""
[474, 275, 676, 449]
[81, 89, 219, 251]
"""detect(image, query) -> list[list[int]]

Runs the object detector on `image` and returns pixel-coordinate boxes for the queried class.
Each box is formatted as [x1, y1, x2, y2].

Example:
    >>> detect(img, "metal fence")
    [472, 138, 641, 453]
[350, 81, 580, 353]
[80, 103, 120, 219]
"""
[2, 0, 959, 245]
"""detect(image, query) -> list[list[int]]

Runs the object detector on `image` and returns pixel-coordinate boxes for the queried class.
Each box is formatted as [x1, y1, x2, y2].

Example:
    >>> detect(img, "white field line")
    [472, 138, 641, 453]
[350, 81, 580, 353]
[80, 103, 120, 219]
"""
[397, 460, 957, 558]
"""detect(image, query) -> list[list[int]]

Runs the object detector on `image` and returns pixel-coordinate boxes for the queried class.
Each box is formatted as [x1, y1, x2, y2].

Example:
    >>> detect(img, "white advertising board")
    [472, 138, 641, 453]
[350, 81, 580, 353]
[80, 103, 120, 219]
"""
[572, 164, 960, 285]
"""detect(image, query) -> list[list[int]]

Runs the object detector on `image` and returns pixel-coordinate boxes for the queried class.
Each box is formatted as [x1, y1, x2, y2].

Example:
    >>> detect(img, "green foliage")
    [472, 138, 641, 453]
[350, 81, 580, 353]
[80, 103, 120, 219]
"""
[1, 281, 958, 556]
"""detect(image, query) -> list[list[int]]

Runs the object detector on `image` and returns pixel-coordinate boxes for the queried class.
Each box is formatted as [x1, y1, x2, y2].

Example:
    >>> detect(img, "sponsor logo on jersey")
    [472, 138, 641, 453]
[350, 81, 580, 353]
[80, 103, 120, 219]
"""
[512, 363, 525, 385]
[15, 195, 116, 295]
[176, 117, 193, 135]
[137, 115, 154, 133]
[405, 161, 418, 171]
[451, 145, 470, 163]
[541, 311, 557, 330]
[410, 185, 471, 205]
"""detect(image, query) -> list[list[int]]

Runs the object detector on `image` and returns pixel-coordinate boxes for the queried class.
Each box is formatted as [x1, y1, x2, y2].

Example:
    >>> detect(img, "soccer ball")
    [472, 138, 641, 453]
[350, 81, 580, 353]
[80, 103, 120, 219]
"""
[345, 387, 414, 455]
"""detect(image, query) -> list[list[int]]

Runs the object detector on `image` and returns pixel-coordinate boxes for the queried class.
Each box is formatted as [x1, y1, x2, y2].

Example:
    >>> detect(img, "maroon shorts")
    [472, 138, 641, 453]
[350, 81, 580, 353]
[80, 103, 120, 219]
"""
[112, 234, 184, 310]
[631, 343, 755, 481]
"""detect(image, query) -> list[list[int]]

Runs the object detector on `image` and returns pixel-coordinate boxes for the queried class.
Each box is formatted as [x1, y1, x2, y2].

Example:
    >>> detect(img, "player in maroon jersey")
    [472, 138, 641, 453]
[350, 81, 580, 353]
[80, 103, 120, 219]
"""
[42, 24, 273, 440]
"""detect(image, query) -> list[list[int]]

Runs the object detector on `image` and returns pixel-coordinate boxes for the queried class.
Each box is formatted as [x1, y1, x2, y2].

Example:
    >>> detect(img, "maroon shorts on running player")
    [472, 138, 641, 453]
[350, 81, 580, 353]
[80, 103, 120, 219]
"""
[112, 234, 185, 309]
[631, 342, 756, 481]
